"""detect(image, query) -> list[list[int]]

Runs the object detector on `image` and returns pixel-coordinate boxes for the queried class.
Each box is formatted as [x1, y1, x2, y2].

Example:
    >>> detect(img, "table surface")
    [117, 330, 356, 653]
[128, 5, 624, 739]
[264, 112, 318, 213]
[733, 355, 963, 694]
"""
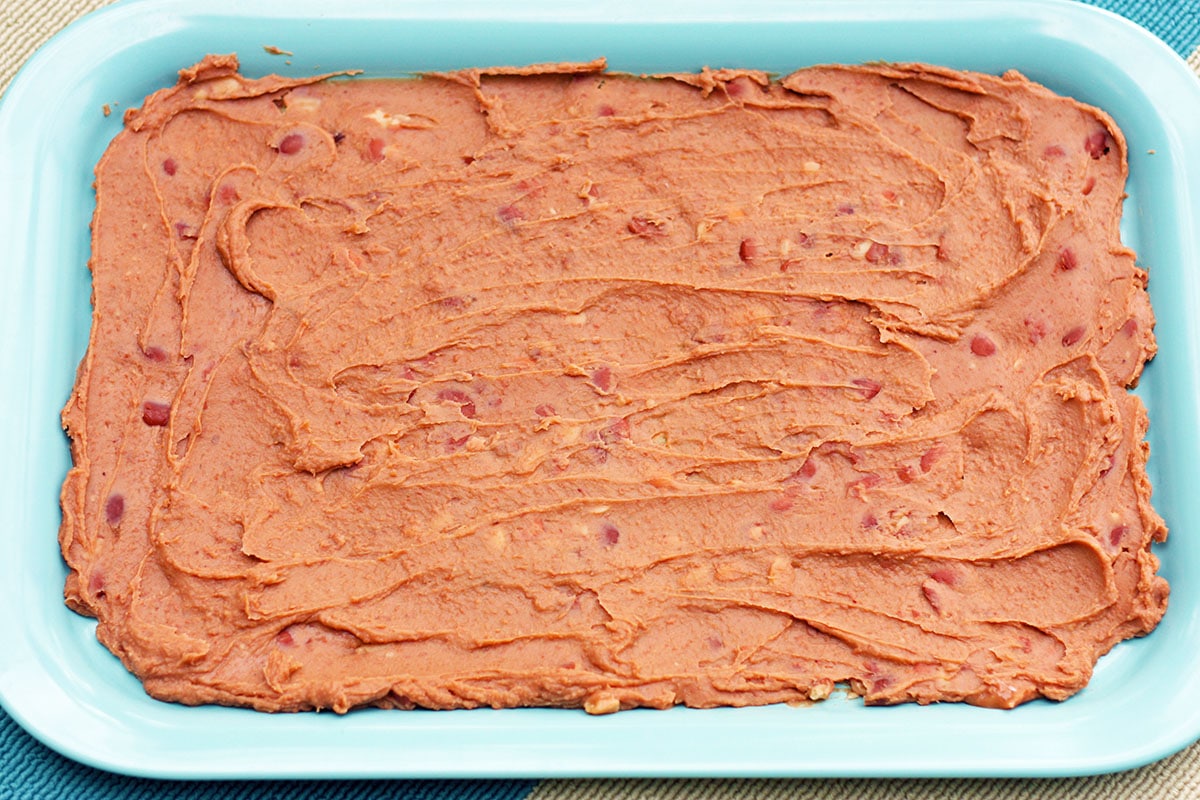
[3, 0, 1199, 798]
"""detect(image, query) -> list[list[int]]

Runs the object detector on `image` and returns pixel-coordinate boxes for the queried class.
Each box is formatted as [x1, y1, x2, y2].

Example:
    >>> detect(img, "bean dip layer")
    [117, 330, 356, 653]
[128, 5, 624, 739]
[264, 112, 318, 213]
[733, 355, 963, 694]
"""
[60, 55, 1168, 713]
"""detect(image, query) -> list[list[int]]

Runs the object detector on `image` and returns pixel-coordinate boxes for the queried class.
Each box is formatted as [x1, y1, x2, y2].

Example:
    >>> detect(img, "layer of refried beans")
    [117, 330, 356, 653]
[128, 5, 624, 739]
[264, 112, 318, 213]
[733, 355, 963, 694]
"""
[60, 55, 1168, 713]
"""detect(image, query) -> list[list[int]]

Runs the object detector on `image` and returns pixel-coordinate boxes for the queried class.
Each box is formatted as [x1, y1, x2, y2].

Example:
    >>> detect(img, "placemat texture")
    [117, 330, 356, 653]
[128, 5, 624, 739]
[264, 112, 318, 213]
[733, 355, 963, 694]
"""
[2, 1, 1198, 799]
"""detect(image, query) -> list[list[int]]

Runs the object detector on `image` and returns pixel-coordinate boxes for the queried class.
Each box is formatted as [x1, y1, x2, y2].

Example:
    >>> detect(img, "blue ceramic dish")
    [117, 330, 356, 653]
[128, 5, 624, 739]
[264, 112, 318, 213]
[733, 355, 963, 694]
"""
[1, 0, 1199, 778]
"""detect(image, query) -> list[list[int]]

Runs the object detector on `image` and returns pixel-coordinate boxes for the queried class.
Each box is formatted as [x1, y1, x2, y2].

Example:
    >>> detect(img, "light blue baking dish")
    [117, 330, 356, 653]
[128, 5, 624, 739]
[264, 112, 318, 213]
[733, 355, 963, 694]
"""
[1, 0, 1199, 779]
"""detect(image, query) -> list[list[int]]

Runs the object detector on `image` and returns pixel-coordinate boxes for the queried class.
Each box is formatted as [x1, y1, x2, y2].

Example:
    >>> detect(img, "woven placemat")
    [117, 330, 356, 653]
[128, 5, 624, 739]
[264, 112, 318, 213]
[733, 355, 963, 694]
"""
[2, 2, 1198, 798]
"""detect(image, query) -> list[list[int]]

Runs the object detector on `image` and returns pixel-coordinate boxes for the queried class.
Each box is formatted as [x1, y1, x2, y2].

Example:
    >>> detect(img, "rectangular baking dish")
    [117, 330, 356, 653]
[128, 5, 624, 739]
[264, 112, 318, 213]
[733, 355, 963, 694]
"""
[2, 0, 1199, 779]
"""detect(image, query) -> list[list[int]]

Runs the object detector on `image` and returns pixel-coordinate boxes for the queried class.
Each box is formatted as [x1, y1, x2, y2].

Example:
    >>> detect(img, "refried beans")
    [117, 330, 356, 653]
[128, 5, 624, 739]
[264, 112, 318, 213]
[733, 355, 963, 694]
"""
[59, 54, 1168, 713]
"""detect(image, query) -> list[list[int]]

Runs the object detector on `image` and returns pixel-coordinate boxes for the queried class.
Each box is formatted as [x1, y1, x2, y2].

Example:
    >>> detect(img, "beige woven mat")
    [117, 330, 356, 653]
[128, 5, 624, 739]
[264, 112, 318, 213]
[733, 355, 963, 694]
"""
[4, 1, 1199, 797]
